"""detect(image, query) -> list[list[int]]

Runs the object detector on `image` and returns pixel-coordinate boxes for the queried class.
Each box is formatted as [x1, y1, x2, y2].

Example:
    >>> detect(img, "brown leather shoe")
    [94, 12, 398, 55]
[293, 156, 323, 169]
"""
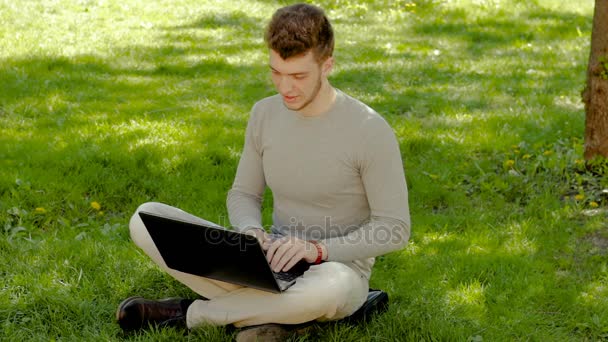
[116, 296, 194, 332]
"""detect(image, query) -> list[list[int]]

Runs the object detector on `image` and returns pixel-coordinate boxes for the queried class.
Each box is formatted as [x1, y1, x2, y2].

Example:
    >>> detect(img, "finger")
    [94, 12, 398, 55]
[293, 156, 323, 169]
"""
[247, 229, 268, 249]
[273, 244, 299, 272]
[261, 232, 274, 243]
[265, 239, 283, 263]
[263, 233, 283, 248]
[246, 228, 264, 239]
[282, 250, 305, 272]
[270, 242, 292, 270]
[261, 236, 273, 250]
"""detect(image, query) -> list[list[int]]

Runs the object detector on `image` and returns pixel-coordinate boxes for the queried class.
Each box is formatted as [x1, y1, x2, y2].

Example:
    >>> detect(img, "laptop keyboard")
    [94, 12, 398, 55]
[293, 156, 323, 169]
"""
[273, 271, 300, 282]
[264, 234, 309, 289]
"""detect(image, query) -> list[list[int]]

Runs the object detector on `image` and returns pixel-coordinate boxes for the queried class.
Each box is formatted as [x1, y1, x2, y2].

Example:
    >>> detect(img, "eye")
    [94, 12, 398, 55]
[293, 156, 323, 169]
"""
[293, 74, 306, 80]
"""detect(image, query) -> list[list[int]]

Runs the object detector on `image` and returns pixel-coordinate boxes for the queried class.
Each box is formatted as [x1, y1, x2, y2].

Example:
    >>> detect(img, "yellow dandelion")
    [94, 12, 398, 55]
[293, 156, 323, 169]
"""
[90, 201, 101, 211]
[35, 207, 47, 214]
[590, 201, 599, 208]
[574, 194, 584, 201]
[522, 154, 531, 159]
[514, 149, 520, 154]
[504, 160, 515, 168]
[543, 150, 553, 156]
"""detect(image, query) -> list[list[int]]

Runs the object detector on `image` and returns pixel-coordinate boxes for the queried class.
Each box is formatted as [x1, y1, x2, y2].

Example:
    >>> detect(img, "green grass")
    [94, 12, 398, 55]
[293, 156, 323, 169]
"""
[1, 0, 606, 340]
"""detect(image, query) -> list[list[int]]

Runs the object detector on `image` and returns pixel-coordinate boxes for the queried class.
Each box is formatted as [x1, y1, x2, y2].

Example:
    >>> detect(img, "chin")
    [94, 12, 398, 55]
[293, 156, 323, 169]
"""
[284, 102, 303, 111]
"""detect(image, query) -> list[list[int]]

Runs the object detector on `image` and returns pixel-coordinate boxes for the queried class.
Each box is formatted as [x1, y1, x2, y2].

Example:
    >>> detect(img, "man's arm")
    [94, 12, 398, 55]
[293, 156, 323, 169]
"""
[322, 119, 411, 261]
[227, 106, 266, 233]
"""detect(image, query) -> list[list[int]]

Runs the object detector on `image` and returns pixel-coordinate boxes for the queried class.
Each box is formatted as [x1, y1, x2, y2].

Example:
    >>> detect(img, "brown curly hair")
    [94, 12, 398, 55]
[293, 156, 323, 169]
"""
[264, 3, 334, 62]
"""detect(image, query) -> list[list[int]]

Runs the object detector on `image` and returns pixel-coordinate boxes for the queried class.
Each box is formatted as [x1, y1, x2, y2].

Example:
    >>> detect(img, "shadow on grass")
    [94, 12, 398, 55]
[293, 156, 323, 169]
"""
[413, 7, 589, 55]
[335, 6, 589, 118]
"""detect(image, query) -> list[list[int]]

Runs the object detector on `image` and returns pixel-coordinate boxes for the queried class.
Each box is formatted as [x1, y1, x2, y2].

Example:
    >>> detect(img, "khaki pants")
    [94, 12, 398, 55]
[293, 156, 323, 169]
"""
[129, 202, 369, 328]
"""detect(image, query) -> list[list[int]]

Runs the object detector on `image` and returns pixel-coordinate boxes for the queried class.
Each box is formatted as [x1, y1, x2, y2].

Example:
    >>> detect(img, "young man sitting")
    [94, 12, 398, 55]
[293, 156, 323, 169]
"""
[116, 3, 410, 340]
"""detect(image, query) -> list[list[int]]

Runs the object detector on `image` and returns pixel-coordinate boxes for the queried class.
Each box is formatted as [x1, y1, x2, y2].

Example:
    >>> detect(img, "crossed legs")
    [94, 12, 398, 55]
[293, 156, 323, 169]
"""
[128, 202, 369, 328]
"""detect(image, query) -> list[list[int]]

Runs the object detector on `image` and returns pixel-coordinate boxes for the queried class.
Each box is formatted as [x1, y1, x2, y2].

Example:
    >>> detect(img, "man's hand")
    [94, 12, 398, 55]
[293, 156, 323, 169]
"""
[245, 228, 268, 245]
[263, 236, 319, 272]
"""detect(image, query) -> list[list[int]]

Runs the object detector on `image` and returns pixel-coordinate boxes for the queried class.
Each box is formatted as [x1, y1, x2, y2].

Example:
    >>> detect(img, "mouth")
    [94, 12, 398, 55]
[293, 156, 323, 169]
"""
[282, 95, 298, 103]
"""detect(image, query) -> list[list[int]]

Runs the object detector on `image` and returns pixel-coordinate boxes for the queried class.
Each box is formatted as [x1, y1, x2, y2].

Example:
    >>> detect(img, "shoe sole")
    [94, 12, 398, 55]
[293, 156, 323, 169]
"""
[236, 324, 292, 342]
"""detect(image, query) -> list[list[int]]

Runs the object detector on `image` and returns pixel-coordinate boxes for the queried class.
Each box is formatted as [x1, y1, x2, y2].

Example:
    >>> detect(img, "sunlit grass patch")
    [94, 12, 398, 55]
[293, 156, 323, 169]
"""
[446, 279, 487, 321]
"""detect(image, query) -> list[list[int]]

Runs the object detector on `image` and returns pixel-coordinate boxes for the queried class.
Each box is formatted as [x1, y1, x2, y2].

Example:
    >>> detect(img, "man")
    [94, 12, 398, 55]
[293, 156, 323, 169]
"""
[117, 3, 410, 341]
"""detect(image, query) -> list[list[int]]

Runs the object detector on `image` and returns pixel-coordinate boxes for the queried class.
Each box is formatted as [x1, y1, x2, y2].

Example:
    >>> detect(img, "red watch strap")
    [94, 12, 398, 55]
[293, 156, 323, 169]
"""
[311, 241, 323, 264]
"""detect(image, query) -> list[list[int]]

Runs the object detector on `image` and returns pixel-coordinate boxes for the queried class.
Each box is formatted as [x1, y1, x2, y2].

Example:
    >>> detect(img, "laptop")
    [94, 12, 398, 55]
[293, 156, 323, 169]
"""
[138, 211, 309, 293]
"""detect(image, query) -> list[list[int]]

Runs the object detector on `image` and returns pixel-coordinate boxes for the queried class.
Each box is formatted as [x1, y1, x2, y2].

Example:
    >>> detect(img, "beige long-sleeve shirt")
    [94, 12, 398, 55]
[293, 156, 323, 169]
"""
[227, 89, 410, 278]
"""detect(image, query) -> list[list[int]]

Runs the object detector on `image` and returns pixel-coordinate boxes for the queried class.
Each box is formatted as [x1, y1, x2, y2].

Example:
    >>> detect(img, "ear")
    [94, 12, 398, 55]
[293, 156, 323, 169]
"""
[321, 57, 334, 77]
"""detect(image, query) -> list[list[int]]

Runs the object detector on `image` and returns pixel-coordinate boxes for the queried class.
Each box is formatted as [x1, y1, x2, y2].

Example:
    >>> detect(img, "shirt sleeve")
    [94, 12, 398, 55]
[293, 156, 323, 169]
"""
[226, 105, 266, 232]
[323, 118, 411, 261]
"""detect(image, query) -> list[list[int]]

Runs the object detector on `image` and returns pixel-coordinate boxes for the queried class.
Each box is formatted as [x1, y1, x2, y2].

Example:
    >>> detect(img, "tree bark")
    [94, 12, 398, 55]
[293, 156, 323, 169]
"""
[583, 0, 608, 160]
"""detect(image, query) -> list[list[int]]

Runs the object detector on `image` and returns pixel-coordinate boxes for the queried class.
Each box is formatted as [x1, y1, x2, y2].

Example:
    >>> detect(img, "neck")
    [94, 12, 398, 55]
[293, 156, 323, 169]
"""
[299, 80, 336, 117]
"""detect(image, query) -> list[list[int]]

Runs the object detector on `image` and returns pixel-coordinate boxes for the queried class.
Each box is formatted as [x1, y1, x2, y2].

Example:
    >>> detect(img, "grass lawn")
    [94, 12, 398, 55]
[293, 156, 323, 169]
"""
[1, 0, 607, 340]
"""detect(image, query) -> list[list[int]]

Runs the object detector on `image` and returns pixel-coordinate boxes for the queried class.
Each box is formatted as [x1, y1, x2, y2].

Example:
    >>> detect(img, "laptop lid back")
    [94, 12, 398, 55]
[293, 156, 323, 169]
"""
[138, 211, 282, 293]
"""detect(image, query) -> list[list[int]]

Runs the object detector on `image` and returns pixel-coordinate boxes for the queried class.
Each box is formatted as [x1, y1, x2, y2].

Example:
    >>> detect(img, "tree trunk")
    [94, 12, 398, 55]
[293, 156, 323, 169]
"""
[583, 0, 608, 160]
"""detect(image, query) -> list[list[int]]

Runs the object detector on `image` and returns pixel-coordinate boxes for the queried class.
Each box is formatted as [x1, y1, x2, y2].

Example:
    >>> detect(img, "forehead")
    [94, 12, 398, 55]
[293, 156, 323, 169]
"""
[269, 50, 318, 73]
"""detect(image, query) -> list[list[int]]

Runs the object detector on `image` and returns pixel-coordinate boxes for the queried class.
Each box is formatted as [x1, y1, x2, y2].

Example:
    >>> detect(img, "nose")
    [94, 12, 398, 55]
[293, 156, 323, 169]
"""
[276, 75, 294, 94]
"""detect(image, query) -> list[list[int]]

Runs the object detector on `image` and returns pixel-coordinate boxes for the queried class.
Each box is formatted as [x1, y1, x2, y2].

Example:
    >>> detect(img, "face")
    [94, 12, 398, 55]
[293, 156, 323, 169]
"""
[269, 50, 332, 114]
